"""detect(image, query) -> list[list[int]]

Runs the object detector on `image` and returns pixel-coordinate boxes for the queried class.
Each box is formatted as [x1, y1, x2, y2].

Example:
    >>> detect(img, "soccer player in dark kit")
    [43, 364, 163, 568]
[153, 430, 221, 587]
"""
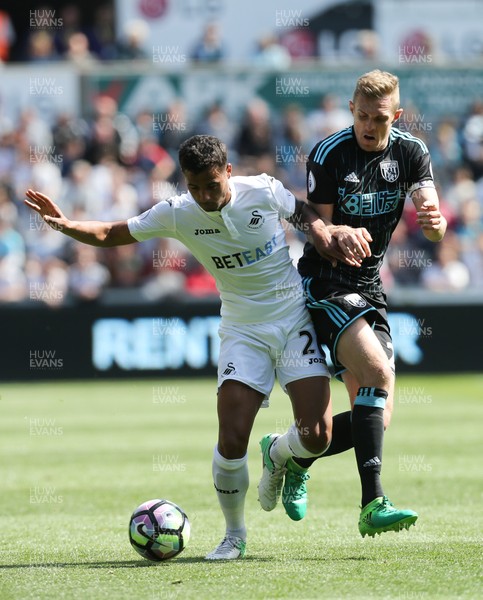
[265, 69, 447, 537]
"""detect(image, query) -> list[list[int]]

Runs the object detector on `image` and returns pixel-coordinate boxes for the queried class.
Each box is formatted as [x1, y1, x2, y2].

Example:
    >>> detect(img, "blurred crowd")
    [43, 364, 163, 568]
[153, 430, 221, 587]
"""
[0, 5, 482, 306]
[1, 3, 370, 66]
[2, 5, 233, 66]
[1, 91, 482, 306]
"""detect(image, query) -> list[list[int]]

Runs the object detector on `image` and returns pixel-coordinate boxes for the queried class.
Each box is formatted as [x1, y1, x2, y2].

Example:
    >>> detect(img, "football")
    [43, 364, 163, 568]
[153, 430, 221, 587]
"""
[128, 498, 190, 561]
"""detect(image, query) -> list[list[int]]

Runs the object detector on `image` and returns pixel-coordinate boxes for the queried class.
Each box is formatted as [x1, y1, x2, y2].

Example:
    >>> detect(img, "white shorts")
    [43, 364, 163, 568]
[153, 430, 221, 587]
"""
[217, 308, 330, 406]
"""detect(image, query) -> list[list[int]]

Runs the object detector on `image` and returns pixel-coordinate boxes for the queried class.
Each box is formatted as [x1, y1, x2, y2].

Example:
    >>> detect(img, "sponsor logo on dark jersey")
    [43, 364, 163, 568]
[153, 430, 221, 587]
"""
[339, 189, 400, 216]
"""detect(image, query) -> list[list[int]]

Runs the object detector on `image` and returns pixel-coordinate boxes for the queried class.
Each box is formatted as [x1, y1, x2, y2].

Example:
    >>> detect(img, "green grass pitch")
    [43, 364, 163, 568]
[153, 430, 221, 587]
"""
[0, 374, 481, 599]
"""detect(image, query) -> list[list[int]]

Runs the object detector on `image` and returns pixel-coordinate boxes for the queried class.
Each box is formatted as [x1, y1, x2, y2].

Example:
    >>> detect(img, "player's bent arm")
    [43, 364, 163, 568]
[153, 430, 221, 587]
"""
[286, 199, 332, 245]
[308, 200, 371, 265]
[286, 199, 350, 266]
[412, 186, 447, 242]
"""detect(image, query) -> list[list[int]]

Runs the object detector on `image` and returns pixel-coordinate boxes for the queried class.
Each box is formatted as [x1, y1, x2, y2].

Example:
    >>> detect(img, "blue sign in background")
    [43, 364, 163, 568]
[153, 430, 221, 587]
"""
[2, 300, 480, 381]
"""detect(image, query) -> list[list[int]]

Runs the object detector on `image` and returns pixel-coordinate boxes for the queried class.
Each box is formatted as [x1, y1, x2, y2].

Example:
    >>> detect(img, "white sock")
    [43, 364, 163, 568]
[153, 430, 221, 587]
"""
[212, 445, 248, 540]
[270, 423, 327, 467]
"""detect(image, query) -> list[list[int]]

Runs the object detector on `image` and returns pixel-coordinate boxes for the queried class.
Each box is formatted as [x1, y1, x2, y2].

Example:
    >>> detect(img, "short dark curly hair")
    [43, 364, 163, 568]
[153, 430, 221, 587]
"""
[178, 135, 227, 174]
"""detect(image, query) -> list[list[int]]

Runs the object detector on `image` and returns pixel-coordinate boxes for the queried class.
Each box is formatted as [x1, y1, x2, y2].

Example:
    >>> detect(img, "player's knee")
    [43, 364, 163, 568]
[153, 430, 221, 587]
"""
[360, 358, 393, 390]
[217, 429, 249, 460]
[383, 402, 394, 429]
[301, 420, 332, 455]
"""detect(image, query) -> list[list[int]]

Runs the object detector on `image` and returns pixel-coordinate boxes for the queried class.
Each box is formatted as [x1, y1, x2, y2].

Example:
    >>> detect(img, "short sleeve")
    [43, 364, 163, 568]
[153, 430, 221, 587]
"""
[408, 146, 435, 192]
[265, 174, 296, 218]
[127, 199, 176, 241]
[306, 147, 338, 205]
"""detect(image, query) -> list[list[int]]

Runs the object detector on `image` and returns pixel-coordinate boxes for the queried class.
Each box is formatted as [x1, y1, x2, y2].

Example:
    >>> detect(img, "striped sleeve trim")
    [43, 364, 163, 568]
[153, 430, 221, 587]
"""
[312, 127, 353, 165]
[390, 128, 429, 154]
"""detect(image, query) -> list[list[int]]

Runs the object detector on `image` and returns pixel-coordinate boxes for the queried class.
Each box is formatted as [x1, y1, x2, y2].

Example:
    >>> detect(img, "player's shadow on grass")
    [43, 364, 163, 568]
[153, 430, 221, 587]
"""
[1, 556, 269, 569]
[0, 555, 272, 569]
[0, 561, 160, 569]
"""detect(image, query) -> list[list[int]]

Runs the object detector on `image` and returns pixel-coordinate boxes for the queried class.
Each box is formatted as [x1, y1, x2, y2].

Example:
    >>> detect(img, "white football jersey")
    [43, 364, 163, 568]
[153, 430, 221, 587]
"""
[128, 173, 306, 324]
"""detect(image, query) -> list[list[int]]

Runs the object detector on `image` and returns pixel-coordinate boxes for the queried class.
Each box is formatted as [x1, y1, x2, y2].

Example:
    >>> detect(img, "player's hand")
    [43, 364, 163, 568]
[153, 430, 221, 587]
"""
[330, 225, 373, 264]
[24, 189, 67, 231]
[309, 220, 360, 267]
[416, 200, 443, 231]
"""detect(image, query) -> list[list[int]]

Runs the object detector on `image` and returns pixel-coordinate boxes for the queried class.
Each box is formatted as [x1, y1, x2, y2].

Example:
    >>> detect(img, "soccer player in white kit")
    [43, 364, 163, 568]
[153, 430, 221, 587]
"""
[25, 135, 342, 560]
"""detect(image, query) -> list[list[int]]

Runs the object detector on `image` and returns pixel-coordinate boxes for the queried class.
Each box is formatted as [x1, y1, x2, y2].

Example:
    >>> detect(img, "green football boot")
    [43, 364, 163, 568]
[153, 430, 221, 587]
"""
[282, 458, 310, 521]
[258, 433, 286, 511]
[359, 495, 418, 538]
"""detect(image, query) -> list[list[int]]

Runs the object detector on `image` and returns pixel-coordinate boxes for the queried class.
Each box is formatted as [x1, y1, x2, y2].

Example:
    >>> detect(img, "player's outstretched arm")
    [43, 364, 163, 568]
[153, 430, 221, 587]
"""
[25, 189, 137, 247]
[412, 186, 447, 242]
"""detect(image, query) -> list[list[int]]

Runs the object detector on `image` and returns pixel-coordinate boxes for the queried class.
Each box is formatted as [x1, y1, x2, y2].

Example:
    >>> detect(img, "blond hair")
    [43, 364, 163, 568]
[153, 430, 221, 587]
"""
[353, 70, 400, 109]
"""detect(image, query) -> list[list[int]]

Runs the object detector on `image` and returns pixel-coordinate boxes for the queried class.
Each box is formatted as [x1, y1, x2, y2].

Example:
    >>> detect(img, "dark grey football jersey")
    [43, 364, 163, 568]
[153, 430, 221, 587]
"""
[298, 126, 434, 294]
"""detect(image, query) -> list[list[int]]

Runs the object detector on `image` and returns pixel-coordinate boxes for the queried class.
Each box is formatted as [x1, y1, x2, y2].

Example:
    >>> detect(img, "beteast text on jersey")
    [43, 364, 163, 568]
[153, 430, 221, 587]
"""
[211, 234, 278, 269]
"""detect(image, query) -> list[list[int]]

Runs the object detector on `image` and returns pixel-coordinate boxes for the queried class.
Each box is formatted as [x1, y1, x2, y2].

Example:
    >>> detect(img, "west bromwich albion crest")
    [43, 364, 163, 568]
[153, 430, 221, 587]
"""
[380, 160, 399, 183]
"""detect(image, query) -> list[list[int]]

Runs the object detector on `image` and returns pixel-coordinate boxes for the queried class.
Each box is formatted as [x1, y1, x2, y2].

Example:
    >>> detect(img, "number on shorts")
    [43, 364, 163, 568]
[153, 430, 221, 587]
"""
[299, 330, 315, 355]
